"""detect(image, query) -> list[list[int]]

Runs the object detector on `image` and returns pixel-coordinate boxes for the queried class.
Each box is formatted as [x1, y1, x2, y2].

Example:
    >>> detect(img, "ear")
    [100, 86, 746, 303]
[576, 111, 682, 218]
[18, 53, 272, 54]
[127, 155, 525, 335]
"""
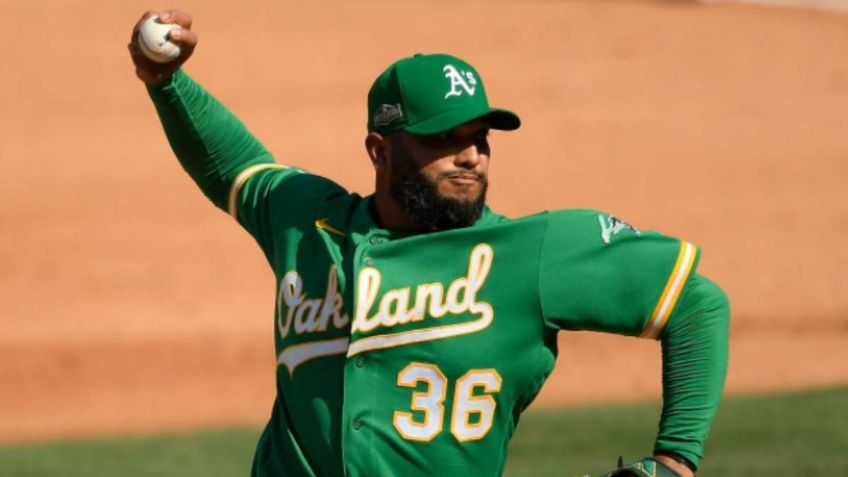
[365, 132, 388, 170]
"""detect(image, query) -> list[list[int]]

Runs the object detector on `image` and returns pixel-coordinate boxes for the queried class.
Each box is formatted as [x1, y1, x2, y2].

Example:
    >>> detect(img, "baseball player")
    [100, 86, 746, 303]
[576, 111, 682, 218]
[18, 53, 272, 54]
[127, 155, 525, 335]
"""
[129, 10, 729, 477]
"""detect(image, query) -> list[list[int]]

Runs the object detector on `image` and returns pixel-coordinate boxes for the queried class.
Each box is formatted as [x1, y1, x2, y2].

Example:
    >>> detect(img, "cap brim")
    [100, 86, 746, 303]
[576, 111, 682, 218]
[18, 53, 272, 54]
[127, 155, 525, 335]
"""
[403, 106, 521, 135]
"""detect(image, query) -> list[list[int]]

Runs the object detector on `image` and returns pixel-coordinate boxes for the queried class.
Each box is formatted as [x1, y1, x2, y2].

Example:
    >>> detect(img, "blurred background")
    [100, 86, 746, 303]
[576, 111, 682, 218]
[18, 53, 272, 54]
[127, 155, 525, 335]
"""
[1, 0, 846, 467]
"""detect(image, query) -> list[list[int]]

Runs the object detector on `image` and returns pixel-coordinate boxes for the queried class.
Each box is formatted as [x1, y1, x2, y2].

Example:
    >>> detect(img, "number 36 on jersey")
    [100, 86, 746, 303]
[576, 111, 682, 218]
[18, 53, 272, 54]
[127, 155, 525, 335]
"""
[393, 362, 502, 442]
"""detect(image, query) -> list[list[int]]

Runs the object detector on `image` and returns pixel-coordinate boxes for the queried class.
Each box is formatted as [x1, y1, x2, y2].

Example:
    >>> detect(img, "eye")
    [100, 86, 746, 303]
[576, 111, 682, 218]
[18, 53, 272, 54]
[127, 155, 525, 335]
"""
[417, 128, 489, 150]
[418, 132, 452, 149]
[473, 129, 490, 147]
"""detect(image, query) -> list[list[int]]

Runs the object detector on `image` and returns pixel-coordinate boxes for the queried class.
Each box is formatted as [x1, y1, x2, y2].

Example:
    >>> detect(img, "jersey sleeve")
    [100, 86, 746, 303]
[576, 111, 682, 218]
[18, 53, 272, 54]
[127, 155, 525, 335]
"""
[654, 273, 730, 468]
[147, 70, 348, 259]
[147, 69, 274, 211]
[539, 209, 700, 338]
[227, 166, 347, 258]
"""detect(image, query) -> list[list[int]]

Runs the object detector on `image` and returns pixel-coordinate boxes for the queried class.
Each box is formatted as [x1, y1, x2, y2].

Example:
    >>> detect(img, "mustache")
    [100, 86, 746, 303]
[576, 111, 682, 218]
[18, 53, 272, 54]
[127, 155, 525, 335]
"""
[438, 170, 486, 181]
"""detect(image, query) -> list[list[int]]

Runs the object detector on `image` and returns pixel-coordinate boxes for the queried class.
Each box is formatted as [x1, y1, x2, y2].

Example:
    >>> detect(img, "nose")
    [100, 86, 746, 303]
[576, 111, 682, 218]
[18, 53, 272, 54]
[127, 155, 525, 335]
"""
[455, 143, 487, 169]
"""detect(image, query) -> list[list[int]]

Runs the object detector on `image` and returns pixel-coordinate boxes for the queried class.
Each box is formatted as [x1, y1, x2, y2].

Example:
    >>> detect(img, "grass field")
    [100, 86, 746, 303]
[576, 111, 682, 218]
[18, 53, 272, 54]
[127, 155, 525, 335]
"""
[1, 386, 845, 477]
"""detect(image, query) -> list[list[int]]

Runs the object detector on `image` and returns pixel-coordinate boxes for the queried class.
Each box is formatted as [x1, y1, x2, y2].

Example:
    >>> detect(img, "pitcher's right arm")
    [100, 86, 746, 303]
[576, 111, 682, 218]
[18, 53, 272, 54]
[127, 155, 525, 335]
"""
[129, 10, 278, 212]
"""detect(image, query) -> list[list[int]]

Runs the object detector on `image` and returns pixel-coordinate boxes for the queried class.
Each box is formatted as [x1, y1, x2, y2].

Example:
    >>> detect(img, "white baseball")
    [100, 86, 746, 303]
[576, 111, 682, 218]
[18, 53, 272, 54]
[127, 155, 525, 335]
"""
[137, 16, 182, 63]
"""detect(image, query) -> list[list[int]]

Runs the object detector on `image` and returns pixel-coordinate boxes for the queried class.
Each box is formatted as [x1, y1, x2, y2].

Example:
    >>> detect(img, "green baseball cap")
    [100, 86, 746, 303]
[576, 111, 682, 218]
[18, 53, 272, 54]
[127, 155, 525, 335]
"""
[367, 53, 521, 135]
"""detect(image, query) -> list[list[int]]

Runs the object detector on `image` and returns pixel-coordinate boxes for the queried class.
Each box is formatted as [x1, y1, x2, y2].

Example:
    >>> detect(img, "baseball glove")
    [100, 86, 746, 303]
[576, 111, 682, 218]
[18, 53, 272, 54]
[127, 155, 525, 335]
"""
[594, 456, 683, 477]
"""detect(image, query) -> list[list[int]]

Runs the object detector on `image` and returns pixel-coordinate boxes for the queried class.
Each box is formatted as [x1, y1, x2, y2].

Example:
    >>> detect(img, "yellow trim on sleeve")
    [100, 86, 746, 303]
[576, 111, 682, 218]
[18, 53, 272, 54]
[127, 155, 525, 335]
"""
[639, 241, 697, 340]
[227, 164, 289, 219]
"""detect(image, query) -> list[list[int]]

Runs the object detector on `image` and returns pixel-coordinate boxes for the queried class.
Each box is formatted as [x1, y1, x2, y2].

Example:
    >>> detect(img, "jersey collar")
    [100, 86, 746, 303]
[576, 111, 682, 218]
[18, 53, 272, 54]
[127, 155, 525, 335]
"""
[347, 195, 506, 244]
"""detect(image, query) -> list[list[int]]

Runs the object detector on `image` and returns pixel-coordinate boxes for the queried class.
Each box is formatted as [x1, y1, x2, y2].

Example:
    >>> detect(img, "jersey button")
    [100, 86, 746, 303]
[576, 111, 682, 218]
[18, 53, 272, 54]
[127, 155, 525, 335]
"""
[355, 356, 366, 367]
[369, 236, 383, 245]
[353, 419, 363, 430]
[364, 257, 374, 266]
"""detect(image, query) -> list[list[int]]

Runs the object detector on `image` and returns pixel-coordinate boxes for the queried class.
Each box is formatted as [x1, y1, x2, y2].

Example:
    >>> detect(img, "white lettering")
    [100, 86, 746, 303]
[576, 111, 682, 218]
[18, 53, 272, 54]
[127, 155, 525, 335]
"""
[276, 244, 496, 371]
[351, 244, 494, 336]
[443, 65, 477, 99]
[318, 266, 348, 331]
[277, 265, 349, 339]
[353, 267, 383, 333]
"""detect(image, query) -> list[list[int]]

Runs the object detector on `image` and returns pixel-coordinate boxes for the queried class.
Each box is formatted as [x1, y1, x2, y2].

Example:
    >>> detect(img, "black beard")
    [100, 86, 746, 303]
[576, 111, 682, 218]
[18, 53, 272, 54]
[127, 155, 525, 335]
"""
[389, 157, 487, 232]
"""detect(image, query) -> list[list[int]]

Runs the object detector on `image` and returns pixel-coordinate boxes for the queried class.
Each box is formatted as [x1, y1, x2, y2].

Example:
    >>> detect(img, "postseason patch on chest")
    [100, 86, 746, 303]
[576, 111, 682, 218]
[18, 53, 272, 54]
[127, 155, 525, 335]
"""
[598, 214, 640, 244]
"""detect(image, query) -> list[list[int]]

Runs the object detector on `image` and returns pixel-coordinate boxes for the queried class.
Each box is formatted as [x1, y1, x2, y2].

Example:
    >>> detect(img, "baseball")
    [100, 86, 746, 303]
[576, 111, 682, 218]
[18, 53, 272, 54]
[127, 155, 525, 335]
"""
[137, 16, 181, 63]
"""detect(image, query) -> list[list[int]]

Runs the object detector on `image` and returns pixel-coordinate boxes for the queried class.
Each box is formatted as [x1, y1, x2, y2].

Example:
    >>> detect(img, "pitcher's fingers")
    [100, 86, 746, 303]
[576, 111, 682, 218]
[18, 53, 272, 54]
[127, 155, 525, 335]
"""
[127, 41, 159, 70]
[158, 10, 193, 29]
[167, 27, 198, 50]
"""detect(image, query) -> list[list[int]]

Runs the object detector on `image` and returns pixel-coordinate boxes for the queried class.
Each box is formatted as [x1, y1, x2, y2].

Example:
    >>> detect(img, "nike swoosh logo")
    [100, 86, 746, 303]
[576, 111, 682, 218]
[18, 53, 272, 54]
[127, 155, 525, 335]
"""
[315, 218, 347, 237]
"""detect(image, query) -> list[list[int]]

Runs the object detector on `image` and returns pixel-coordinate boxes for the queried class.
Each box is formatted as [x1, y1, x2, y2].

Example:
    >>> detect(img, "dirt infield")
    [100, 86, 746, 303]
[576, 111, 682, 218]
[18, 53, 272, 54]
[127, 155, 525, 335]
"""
[1, 0, 846, 442]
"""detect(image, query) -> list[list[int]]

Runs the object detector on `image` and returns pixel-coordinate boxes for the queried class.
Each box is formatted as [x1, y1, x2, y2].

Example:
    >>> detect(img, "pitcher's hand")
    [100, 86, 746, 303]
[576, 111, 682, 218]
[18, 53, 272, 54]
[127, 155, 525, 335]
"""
[128, 10, 198, 85]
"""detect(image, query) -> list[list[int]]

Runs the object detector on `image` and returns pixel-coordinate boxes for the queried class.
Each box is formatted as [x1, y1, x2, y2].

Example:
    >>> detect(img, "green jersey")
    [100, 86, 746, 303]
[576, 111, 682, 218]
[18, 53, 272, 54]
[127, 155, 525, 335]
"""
[148, 70, 727, 477]
[233, 165, 697, 477]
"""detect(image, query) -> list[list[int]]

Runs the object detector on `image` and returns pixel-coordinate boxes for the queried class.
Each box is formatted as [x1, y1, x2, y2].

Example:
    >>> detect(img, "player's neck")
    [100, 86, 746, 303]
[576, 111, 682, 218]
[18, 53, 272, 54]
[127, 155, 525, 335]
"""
[372, 193, 420, 233]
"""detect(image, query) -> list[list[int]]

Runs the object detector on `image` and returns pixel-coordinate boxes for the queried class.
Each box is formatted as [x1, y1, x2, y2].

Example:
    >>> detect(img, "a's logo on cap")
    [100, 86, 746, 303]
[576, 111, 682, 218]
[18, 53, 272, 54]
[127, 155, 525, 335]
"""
[374, 103, 403, 127]
[443, 64, 477, 99]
